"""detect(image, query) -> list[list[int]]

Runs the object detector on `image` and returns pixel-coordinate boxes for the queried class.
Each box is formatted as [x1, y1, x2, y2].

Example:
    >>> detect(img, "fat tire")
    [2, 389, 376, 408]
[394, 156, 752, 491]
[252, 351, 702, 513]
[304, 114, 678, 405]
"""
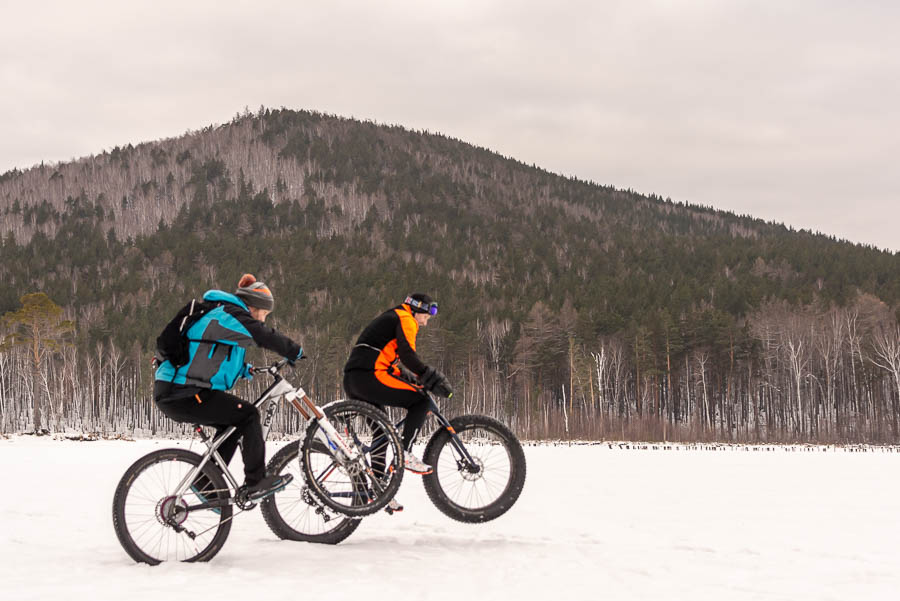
[422, 414, 526, 523]
[261, 441, 362, 544]
[300, 399, 404, 517]
[112, 448, 233, 564]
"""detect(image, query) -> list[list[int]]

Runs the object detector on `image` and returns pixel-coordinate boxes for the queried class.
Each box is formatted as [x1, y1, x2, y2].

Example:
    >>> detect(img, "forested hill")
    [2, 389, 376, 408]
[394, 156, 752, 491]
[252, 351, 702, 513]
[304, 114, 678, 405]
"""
[2, 107, 899, 443]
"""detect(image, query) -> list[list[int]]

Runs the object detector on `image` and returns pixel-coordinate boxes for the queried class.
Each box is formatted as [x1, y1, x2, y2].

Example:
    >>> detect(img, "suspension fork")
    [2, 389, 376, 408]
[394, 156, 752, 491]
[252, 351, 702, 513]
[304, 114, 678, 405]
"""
[285, 387, 362, 462]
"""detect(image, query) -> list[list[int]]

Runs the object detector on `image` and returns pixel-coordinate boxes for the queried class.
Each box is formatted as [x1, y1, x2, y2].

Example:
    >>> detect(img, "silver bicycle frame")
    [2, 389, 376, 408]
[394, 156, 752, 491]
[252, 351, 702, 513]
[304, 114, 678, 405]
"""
[171, 377, 299, 500]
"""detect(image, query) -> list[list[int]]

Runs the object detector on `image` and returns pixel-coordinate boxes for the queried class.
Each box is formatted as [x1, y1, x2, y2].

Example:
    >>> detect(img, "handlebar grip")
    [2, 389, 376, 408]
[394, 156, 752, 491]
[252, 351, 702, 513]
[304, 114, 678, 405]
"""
[250, 356, 308, 378]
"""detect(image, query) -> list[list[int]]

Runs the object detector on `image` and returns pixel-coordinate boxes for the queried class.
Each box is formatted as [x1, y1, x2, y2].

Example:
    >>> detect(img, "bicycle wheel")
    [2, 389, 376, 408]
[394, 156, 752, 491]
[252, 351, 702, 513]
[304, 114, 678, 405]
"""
[422, 414, 526, 523]
[261, 440, 362, 544]
[300, 399, 404, 517]
[112, 448, 233, 564]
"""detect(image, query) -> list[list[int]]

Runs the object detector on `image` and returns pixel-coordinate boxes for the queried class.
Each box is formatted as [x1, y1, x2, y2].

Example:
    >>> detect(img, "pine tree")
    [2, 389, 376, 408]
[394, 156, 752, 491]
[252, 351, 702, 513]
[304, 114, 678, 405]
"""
[1, 293, 74, 433]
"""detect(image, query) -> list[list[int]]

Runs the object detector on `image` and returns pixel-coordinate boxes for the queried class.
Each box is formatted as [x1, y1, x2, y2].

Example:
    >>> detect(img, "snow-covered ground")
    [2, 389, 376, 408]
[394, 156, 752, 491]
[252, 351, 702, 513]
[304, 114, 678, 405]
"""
[2, 437, 899, 601]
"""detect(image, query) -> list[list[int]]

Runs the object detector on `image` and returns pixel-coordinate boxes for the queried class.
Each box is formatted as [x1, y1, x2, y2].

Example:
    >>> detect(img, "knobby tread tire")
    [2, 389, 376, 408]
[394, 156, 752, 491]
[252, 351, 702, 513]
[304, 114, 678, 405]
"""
[260, 441, 361, 544]
[112, 448, 232, 564]
[422, 414, 526, 523]
[300, 399, 404, 517]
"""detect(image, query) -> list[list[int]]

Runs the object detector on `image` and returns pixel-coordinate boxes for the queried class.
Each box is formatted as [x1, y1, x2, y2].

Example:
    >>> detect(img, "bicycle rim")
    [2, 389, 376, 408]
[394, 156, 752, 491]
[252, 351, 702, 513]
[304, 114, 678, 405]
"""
[437, 429, 512, 508]
[113, 449, 233, 564]
[261, 441, 361, 543]
[302, 400, 404, 517]
[423, 415, 526, 522]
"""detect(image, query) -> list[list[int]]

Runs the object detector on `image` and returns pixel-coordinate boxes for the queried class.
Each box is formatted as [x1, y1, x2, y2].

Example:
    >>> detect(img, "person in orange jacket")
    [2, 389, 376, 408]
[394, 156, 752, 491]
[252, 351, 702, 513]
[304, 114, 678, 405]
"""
[343, 293, 452, 480]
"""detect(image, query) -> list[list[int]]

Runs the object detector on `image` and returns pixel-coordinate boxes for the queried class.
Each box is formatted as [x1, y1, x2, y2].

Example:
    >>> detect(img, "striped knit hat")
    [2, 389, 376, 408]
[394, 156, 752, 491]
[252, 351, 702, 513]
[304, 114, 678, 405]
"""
[235, 274, 274, 311]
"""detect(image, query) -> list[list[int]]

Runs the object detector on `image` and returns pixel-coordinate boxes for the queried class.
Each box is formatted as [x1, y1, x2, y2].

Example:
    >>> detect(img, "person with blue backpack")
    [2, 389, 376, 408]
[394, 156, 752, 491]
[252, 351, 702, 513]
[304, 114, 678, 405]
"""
[154, 274, 303, 501]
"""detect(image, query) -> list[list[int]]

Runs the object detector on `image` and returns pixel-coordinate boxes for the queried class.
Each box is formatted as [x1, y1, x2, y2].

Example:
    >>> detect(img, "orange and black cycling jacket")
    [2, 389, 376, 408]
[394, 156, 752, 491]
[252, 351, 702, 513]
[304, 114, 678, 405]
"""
[344, 303, 427, 392]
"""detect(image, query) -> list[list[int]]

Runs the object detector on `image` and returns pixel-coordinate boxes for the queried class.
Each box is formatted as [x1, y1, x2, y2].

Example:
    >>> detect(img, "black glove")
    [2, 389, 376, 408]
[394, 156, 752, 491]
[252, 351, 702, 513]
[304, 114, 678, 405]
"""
[397, 364, 418, 384]
[420, 366, 453, 398]
[286, 347, 304, 366]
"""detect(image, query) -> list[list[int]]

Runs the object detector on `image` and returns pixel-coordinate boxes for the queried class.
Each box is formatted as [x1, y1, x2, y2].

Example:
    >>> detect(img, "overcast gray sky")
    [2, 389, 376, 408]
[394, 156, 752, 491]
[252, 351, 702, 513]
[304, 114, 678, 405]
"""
[2, 0, 897, 251]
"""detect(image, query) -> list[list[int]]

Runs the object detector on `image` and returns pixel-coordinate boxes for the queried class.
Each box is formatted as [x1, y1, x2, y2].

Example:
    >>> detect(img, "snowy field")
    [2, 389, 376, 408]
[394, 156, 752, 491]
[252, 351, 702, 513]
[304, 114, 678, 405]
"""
[2, 437, 899, 601]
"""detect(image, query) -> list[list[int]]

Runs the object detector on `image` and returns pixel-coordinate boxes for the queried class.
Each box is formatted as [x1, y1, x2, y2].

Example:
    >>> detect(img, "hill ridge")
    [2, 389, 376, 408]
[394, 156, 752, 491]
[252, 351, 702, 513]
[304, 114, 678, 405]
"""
[1, 107, 899, 442]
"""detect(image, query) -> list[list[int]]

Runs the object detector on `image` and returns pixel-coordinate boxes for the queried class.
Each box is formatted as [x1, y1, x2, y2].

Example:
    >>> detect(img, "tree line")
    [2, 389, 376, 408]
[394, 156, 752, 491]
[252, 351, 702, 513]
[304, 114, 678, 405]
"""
[2, 291, 899, 443]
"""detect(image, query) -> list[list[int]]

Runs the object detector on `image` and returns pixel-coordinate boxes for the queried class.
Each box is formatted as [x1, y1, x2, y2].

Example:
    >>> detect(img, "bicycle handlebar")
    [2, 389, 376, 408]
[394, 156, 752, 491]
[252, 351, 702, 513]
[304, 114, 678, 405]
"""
[249, 356, 296, 377]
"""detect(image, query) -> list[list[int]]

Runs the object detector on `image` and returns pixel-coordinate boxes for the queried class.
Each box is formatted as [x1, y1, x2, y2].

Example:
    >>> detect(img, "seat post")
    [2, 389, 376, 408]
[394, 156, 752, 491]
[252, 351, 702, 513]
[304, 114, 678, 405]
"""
[193, 424, 210, 443]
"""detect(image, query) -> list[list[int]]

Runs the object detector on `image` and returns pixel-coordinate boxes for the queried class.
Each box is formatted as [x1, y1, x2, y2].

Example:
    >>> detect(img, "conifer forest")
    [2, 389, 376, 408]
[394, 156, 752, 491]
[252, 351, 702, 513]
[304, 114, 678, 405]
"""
[1, 108, 899, 442]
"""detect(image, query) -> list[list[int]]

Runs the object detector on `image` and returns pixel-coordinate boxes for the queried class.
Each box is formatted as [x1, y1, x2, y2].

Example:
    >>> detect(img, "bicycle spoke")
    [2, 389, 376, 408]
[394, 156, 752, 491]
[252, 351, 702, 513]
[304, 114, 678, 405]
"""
[434, 426, 514, 511]
[115, 450, 232, 563]
[301, 400, 404, 517]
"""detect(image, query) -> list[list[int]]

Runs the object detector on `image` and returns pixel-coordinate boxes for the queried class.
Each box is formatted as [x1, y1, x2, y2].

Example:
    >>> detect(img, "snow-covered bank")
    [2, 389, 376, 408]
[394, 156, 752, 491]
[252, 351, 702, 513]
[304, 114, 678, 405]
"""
[17, 430, 900, 452]
[529, 439, 900, 453]
[1, 437, 898, 600]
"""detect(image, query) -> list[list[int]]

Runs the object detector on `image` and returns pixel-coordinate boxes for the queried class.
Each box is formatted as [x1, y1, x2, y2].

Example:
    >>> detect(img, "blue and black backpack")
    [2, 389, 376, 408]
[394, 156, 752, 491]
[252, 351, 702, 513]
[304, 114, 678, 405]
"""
[155, 298, 215, 368]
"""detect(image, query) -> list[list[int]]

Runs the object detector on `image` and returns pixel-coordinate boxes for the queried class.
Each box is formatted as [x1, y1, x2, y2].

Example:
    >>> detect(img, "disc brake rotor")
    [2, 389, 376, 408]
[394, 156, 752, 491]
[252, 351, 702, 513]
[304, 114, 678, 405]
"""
[344, 459, 365, 476]
[459, 456, 485, 482]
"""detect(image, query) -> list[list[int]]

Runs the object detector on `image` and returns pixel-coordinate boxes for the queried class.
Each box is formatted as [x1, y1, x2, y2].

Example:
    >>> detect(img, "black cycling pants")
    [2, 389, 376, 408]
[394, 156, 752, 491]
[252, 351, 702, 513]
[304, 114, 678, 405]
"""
[343, 370, 430, 450]
[154, 383, 265, 485]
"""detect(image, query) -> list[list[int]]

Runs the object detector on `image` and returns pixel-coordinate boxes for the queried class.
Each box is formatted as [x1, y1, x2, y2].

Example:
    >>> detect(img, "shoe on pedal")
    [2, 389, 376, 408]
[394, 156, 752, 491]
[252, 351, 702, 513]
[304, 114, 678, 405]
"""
[244, 473, 293, 500]
[404, 453, 433, 475]
[384, 498, 404, 515]
[190, 475, 221, 515]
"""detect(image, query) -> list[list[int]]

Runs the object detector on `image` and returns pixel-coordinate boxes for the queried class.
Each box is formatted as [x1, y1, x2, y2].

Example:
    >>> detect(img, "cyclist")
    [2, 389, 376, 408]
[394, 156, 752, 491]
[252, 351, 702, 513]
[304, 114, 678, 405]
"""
[154, 274, 303, 501]
[343, 293, 453, 489]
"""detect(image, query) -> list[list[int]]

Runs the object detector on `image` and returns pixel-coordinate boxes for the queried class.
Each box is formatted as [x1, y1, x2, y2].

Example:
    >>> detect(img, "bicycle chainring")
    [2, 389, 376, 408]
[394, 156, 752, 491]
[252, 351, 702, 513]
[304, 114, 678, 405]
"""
[234, 488, 258, 511]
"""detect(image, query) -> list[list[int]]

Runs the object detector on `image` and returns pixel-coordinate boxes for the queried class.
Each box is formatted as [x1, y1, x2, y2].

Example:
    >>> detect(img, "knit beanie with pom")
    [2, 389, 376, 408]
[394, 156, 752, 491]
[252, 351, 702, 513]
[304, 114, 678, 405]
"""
[235, 273, 274, 311]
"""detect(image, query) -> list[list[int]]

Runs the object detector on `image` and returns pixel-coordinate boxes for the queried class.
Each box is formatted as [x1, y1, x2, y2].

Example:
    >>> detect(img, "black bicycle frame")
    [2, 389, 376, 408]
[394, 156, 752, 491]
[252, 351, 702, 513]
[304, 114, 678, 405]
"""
[395, 396, 481, 471]
[312, 395, 483, 502]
